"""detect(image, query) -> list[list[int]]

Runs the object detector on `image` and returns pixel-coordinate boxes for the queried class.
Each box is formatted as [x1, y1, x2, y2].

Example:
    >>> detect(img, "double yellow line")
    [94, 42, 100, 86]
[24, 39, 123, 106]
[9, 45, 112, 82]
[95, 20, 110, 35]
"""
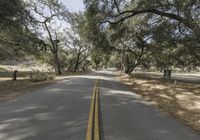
[86, 79, 100, 140]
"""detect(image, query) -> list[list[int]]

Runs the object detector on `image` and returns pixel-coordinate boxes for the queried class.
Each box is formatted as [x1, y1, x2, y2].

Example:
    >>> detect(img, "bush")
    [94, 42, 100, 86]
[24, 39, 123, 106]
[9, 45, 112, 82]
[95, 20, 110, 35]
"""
[31, 71, 55, 82]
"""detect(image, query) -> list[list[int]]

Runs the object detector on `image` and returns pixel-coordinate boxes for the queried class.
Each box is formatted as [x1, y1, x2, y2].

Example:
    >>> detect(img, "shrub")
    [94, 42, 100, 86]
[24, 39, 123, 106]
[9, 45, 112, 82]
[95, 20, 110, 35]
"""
[31, 71, 55, 82]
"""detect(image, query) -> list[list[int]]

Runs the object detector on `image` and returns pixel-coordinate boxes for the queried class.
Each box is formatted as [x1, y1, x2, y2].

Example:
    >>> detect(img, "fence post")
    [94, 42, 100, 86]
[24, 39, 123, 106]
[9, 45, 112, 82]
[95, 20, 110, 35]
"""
[163, 69, 171, 80]
[12, 70, 18, 81]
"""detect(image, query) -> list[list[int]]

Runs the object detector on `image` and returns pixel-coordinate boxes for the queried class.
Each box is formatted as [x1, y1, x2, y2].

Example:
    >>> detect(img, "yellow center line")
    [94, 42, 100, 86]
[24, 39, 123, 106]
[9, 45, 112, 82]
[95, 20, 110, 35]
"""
[86, 78, 100, 140]
[94, 79, 100, 140]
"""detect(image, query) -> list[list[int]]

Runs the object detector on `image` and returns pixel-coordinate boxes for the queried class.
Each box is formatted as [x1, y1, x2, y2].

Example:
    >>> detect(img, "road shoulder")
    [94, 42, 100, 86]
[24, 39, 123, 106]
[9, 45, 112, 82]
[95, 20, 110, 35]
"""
[115, 72, 200, 134]
[0, 71, 91, 102]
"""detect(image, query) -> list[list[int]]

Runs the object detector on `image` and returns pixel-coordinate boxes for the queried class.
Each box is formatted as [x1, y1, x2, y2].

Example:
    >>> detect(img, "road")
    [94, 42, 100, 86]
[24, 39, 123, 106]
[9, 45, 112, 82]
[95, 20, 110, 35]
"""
[0, 71, 200, 140]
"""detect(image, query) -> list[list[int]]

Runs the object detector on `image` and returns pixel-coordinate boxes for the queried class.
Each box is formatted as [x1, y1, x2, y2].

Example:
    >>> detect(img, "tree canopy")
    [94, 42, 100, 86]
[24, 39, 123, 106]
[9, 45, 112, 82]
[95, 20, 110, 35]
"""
[0, 0, 199, 74]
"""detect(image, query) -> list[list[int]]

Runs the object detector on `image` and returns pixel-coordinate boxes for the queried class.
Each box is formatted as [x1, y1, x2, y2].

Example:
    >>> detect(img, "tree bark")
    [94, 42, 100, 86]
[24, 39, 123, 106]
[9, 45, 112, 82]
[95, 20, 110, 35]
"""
[107, 8, 200, 33]
[44, 22, 62, 75]
[53, 53, 62, 75]
[74, 52, 81, 72]
[124, 57, 144, 75]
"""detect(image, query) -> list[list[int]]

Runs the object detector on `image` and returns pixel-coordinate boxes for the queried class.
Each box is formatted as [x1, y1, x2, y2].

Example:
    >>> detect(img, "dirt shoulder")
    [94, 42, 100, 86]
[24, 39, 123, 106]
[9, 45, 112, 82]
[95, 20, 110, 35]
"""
[116, 72, 200, 133]
[0, 71, 90, 101]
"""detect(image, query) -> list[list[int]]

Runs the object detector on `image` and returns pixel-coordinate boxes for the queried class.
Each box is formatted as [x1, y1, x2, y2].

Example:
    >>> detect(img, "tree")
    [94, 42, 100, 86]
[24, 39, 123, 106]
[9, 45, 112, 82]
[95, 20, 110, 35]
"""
[83, 0, 200, 73]
[83, 0, 114, 69]
[65, 32, 90, 72]
[0, 0, 41, 60]
[102, 0, 200, 35]
[90, 48, 102, 70]
[65, 13, 91, 72]
[28, 0, 69, 74]
[102, 0, 200, 58]
[107, 16, 154, 74]
[0, 27, 45, 60]
[0, 0, 31, 29]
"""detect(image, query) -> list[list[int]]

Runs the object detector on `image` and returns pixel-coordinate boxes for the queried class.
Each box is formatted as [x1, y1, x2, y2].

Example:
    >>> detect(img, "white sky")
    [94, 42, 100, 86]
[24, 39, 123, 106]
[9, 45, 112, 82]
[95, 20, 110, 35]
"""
[61, 0, 85, 12]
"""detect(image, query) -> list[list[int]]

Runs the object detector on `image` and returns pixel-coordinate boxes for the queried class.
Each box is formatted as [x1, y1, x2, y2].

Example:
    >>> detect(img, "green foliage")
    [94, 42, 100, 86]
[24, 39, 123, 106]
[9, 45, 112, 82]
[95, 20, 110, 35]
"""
[84, 0, 200, 72]
[1, 0, 200, 74]
[90, 48, 102, 69]
[0, 0, 31, 29]
[0, 0, 44, 61]
[109, 53, 122, 69]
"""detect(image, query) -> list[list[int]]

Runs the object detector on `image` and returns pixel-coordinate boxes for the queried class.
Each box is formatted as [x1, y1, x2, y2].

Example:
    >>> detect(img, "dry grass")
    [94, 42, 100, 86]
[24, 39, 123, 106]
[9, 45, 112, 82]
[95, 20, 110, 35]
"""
[0, 79, 55, 101]
[0, 71, 90, 101]
[116, 72, 200, 133]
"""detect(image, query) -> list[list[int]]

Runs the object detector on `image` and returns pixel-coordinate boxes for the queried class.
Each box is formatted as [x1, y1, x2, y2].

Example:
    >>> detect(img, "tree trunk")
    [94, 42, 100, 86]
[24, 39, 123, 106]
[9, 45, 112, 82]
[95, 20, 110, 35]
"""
[124, 54, 130, 74]
[124, 60, 142, 75]
[124, 65, 131, 74]
[43, 22, 62, 75]
[120, 63, 124, 74]
[53, 53, 62, 75]
[74, 64, 78, 72]
[124, 67, 133, 75]
[95, 64, 98, 70]
[74, 53, 81, 72]
[127, 65, 137, 75]
[124, 63, 135, 75]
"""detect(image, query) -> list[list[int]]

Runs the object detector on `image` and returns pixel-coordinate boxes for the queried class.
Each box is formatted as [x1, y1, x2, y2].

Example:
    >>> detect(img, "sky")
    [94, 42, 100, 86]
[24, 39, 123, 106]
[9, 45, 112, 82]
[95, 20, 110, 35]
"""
[61, 0, 85, 12]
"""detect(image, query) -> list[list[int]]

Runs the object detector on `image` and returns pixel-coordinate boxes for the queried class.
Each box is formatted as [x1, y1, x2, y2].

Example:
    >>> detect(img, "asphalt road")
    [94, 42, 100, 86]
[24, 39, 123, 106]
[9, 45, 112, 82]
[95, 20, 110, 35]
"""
[99, 71, 200, 140]
[0, 73, 97, 140]
[0, 71, 200, 140]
